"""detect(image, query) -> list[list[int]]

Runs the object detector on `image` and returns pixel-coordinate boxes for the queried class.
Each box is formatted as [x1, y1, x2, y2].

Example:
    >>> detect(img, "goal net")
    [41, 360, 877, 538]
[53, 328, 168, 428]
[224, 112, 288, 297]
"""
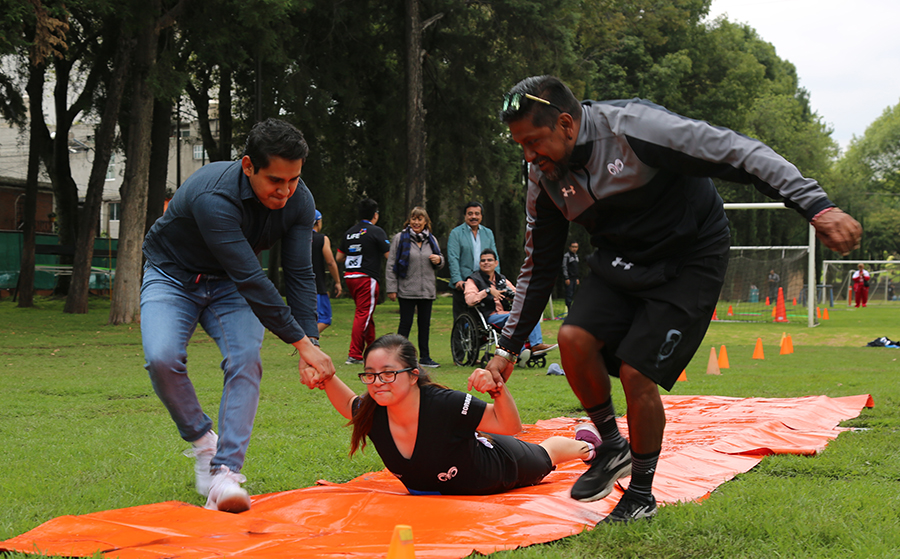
[822, 260, 899, 306]
[718, 246, 812, 323]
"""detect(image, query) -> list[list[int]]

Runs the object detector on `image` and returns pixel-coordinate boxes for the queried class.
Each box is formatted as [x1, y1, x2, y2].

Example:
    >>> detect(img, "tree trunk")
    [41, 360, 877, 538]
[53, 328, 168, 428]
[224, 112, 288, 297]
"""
[405, 0, 426, 211]
[65, 35, 134, 314]
[109, 13, 160, 325]
[219, 67, 232, 160]
[146, 97, 172, 232]
[17, 64, 47, 308]
[48, 58, 82, 297]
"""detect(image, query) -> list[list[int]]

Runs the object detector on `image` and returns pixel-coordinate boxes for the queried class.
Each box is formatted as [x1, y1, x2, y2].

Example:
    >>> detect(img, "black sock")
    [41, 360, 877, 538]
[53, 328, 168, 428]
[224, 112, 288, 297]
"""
[586, 398, 626, 447]
[628, 449, 659, 499]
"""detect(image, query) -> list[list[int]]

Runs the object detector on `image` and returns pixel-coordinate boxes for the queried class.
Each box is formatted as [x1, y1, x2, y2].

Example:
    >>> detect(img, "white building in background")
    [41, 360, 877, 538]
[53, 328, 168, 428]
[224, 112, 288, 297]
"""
[0, 100, 219, 238]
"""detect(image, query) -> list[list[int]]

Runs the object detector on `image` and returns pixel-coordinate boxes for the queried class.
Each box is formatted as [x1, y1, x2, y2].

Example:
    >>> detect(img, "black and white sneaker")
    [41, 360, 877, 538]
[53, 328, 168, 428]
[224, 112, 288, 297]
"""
[570, 442, 631, 502]
[602, 489, 658, 523]
[419, 358, 441, 368]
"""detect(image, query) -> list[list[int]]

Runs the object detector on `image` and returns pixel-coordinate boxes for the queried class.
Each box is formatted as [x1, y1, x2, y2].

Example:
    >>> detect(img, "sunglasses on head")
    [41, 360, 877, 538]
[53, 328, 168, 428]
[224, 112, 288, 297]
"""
[502, 92, 563, 114]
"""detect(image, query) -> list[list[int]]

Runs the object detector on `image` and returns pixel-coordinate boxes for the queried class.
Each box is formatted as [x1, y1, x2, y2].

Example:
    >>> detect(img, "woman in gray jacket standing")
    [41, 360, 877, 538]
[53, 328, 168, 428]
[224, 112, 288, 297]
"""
[386, 207, 444, 367]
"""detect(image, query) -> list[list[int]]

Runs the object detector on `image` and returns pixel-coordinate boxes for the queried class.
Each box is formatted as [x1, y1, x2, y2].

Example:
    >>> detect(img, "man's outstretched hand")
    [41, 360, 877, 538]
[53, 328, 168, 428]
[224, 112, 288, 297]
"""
[813, 208, 862, 256]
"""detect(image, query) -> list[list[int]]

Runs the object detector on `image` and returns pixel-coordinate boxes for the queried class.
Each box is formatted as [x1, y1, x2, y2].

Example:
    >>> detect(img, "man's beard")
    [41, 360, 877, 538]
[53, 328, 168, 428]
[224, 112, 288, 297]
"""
[536, 156, 570, 182]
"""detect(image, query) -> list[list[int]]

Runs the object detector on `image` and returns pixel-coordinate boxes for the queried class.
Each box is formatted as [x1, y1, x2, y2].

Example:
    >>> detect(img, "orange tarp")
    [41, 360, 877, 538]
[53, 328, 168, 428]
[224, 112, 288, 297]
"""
[2, 394, 873, 558]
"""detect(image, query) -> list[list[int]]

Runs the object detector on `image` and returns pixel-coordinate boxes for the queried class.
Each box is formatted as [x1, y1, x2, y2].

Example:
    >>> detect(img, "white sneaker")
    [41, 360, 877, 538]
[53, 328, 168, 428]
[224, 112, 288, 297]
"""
[205, 466, 251, 513]
[183, 430, 217, 497]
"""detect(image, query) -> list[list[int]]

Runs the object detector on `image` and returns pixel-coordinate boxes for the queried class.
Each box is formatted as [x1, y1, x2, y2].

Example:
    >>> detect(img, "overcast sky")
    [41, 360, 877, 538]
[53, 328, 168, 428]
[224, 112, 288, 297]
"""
[705, 0, 900, 152]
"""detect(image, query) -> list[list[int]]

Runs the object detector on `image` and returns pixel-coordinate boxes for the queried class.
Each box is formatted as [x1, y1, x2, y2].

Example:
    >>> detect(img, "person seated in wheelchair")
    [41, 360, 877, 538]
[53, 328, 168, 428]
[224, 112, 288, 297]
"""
[464, 248, 555, 359]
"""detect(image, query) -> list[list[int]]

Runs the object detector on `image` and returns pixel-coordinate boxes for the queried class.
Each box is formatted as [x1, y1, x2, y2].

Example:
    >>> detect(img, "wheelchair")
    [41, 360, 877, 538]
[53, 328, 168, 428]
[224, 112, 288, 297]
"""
[450, 308, 550, 369]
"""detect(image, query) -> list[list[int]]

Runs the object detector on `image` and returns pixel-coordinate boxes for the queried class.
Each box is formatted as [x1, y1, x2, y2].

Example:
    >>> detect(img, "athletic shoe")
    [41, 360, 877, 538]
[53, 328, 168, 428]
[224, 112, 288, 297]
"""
[531, 343, 558, 355]
[570, 442, 631, 502]
[184, 430, 218, 496]
[601, 489, 658, 523]
[345, 357, 364, 365]
[205, 466, 251, 513]
[419, 358, 440, 368]
[574, 423, 601, 463]
[517, 348, 531, 365]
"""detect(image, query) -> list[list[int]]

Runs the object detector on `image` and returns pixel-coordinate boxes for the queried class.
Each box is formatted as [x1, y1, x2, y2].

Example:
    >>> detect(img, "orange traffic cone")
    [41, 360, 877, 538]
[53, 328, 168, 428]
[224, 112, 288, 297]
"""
[785, 334, 794, 353]
[727, 305, 734, 317]
[848, 287, 853, 305]
[774, 287, 788, 323]
[707, 347, 721, 375]
[712, 308, 718, 320]
[387, 525, 415, 559]
[752, 338, 765, 360]
[823, 308, 830, 320]
[780, 334, 791, 355]
[817, 307, 822, 319]
[718, 345, 730, 369]
[765, 296, 770, 306]
[772, 305, 777, 318]
[792, 297, 797, 306]
[677, 369, 687, 382]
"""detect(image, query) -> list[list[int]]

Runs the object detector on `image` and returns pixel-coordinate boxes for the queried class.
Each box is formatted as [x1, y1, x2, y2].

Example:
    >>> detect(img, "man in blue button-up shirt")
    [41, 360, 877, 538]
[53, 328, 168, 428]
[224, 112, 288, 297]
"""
[141, 119, 334, 513]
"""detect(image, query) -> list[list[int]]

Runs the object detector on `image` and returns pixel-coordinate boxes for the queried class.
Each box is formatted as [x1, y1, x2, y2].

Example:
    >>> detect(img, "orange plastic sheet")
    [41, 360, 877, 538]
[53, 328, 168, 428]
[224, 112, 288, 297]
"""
[2, 394, 873, 558]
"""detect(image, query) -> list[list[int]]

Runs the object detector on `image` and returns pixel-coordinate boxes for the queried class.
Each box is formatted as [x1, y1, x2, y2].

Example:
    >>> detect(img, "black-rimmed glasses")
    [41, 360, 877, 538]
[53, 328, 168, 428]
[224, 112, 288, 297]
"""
[358, 368, 415, 384]
[502, 92, 563, 114]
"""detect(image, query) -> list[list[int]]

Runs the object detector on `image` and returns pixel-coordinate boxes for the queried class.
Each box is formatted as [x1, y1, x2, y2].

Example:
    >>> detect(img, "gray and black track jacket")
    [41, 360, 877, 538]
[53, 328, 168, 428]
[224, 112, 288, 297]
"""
[498, 98, 835, 354]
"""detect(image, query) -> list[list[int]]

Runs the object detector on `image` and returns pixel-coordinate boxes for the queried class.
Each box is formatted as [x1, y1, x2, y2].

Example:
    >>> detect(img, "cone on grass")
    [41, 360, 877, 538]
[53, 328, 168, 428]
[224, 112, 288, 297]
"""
[765, 296, 770, 306]
[677, 369, 687, 382]
[718, 345, 730, 369]
[792, 297, 797, 306]
[780, 333, 794, 355]
[712, 308, 718, 321]
[823, 308, 830, 320]
[387, 525, 415, 559]
[752, 338, 765, 360]
[774, 287, 788, 323]
[817, 307, 822, 319]
[707, 347, 721, 375]
[727, 305, 734, 317]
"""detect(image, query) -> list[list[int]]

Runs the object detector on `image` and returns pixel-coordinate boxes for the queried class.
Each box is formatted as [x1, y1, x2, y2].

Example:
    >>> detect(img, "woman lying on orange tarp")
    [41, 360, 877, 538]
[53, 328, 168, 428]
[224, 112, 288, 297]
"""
[322, 334, 597, 495]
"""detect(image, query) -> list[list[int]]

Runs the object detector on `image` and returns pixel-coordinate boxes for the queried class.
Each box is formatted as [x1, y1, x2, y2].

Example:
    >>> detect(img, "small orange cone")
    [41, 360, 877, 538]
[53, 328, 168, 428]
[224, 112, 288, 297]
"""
[817, 307, 822, 319]
[727, 305, 734, 317]
[712, 308, 718, 320]
[765, 296, 770, 306]
[752, 338, 765, 360]
[707, 347, 721, 375]
[387, 525, 415, 559]
[772, 305, 777, 318]
[848, 287, 853, 305]
[786, 334, 794, 353]
[774, 287, 788, 323]
[677, 369, 687, 381]
[792, 298, 797, 306]
[780, 334, 791, 355]
[718, 345, 730, 369]
[823, 308, 830, 320]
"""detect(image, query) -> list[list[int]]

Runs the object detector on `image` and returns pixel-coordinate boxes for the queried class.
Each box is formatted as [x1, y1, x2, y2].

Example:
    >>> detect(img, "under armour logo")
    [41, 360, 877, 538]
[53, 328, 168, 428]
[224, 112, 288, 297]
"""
[611, 257, 634, 270]
[437, 466, 458, 482]
[607, 159, 624, 175]
[561, 185, 576, 197]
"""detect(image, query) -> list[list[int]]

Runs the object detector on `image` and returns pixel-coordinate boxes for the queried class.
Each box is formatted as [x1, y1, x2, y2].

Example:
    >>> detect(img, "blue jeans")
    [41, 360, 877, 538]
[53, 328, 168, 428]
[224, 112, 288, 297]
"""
[486, 312, 542, 350]
[141, 264, 265, 473]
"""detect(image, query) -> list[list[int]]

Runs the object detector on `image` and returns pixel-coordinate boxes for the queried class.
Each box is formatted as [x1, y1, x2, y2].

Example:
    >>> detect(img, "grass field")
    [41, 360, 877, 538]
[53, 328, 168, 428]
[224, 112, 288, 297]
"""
[1, 294, 899, 558]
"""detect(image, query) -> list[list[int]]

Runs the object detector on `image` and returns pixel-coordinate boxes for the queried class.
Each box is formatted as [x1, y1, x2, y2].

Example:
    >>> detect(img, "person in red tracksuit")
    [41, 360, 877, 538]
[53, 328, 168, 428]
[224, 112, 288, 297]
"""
[852, 263, 871, 308]
[337, 199, 391, 364]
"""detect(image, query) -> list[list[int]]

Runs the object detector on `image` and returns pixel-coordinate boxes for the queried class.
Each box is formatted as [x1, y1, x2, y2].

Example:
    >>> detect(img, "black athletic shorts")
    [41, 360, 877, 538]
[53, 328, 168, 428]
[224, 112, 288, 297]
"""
[489, 433, 554, 489]
[564, 238, 729, 391]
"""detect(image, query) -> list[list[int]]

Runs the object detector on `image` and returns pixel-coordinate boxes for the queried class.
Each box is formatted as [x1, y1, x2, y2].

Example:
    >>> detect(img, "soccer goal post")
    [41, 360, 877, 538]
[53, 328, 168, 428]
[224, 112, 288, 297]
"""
[719, 203, 817, 327]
